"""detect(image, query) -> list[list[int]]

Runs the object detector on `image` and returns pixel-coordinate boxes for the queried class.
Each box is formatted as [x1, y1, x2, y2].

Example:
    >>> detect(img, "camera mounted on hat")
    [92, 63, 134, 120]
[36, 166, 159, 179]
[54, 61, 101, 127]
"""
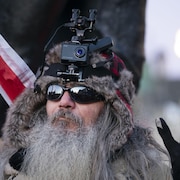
[38, 9, 114, 82]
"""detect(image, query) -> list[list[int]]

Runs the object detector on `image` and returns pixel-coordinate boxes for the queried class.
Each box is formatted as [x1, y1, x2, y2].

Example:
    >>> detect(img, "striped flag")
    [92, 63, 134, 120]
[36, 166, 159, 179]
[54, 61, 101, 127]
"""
[0, 34, 36, 106]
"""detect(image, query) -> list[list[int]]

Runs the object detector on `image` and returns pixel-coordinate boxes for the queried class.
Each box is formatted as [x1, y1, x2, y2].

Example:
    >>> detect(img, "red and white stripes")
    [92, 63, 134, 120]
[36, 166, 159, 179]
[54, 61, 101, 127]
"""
[0, 34, 36, 105]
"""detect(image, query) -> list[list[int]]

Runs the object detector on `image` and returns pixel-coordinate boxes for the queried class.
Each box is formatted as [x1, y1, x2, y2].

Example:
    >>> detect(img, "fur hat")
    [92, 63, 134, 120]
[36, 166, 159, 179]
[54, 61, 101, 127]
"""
[2, 43, 135, 153]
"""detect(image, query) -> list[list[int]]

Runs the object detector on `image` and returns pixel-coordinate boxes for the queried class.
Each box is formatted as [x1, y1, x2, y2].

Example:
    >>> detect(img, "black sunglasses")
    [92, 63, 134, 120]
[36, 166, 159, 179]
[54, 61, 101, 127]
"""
[46, 84, 105, 104]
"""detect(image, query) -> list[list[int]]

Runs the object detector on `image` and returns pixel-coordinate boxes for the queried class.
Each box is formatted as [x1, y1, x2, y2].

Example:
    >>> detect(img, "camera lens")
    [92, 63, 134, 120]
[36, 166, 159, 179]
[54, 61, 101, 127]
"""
[74, 47, 86, 58]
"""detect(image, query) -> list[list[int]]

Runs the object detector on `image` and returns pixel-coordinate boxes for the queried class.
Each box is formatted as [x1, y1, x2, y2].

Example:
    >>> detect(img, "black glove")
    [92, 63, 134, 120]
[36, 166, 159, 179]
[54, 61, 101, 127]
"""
[9, 148, 26, 171]
[156, 118, 180, 180]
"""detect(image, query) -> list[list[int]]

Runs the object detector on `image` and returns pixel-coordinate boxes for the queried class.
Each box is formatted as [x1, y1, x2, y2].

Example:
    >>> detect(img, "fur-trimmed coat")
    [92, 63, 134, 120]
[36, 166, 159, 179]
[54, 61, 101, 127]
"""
[1, 97, 173, 180]
[0, 49, 173, 179]
[2, 134, 173, 180]
[5, 160, 173, 180]
[0, 86, 173, 180]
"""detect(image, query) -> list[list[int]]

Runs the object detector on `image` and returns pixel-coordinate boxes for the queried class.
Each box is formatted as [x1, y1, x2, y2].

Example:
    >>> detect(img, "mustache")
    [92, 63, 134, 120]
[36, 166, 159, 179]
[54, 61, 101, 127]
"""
[48, 109, 83, 127]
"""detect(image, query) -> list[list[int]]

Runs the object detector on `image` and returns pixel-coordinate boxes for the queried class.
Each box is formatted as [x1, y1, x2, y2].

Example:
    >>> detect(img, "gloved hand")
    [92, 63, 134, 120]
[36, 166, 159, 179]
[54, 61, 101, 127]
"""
[156, 118, 180, 180]
[9, 148, 26, 171]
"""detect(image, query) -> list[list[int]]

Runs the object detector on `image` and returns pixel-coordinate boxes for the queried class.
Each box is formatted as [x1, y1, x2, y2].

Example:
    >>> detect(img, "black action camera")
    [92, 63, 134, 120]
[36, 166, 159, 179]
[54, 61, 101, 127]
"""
[61, 43, 89, 64]
[60, 9, 113, 65]
[41, 9, 113, 81]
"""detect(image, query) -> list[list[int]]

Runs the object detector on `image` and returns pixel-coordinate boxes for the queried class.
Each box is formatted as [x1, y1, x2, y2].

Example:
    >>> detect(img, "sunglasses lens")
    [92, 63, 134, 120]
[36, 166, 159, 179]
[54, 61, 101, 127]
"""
[46, 85, 104, 103]
[46, 84, 63, 101]
[70, 86, 104, 103]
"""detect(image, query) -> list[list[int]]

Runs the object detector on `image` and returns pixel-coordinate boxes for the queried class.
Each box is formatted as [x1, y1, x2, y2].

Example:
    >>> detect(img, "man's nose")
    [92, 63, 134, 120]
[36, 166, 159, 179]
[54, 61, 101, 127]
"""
[58, 91, 75, 109]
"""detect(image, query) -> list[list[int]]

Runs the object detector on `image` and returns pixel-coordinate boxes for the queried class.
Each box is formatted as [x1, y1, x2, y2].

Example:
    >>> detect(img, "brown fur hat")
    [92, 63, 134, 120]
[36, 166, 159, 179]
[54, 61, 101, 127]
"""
[2, 43, 135, 153]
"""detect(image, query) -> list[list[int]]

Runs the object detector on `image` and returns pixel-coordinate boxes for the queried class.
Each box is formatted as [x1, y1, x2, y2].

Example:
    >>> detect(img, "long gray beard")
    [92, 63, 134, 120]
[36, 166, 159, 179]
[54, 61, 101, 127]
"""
[20, 110, 98, 180]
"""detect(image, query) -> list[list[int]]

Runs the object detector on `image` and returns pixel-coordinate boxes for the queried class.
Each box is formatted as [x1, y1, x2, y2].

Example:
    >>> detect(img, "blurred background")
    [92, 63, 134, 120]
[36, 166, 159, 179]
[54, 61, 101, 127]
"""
[134, 0, 180, 145]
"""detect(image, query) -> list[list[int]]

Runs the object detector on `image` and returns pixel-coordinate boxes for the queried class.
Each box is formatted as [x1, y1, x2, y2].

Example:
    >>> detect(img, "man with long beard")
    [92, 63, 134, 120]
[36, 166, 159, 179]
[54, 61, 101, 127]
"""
[1, 44, 173, 179]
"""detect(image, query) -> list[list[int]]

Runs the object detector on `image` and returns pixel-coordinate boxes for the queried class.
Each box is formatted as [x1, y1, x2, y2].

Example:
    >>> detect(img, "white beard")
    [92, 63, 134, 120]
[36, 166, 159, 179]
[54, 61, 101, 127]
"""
[20, 111, 98, 180]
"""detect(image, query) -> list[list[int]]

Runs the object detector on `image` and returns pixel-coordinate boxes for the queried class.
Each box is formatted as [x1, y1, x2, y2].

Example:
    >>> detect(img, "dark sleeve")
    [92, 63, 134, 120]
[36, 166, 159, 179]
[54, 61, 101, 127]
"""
[156, 118, 180, 180]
